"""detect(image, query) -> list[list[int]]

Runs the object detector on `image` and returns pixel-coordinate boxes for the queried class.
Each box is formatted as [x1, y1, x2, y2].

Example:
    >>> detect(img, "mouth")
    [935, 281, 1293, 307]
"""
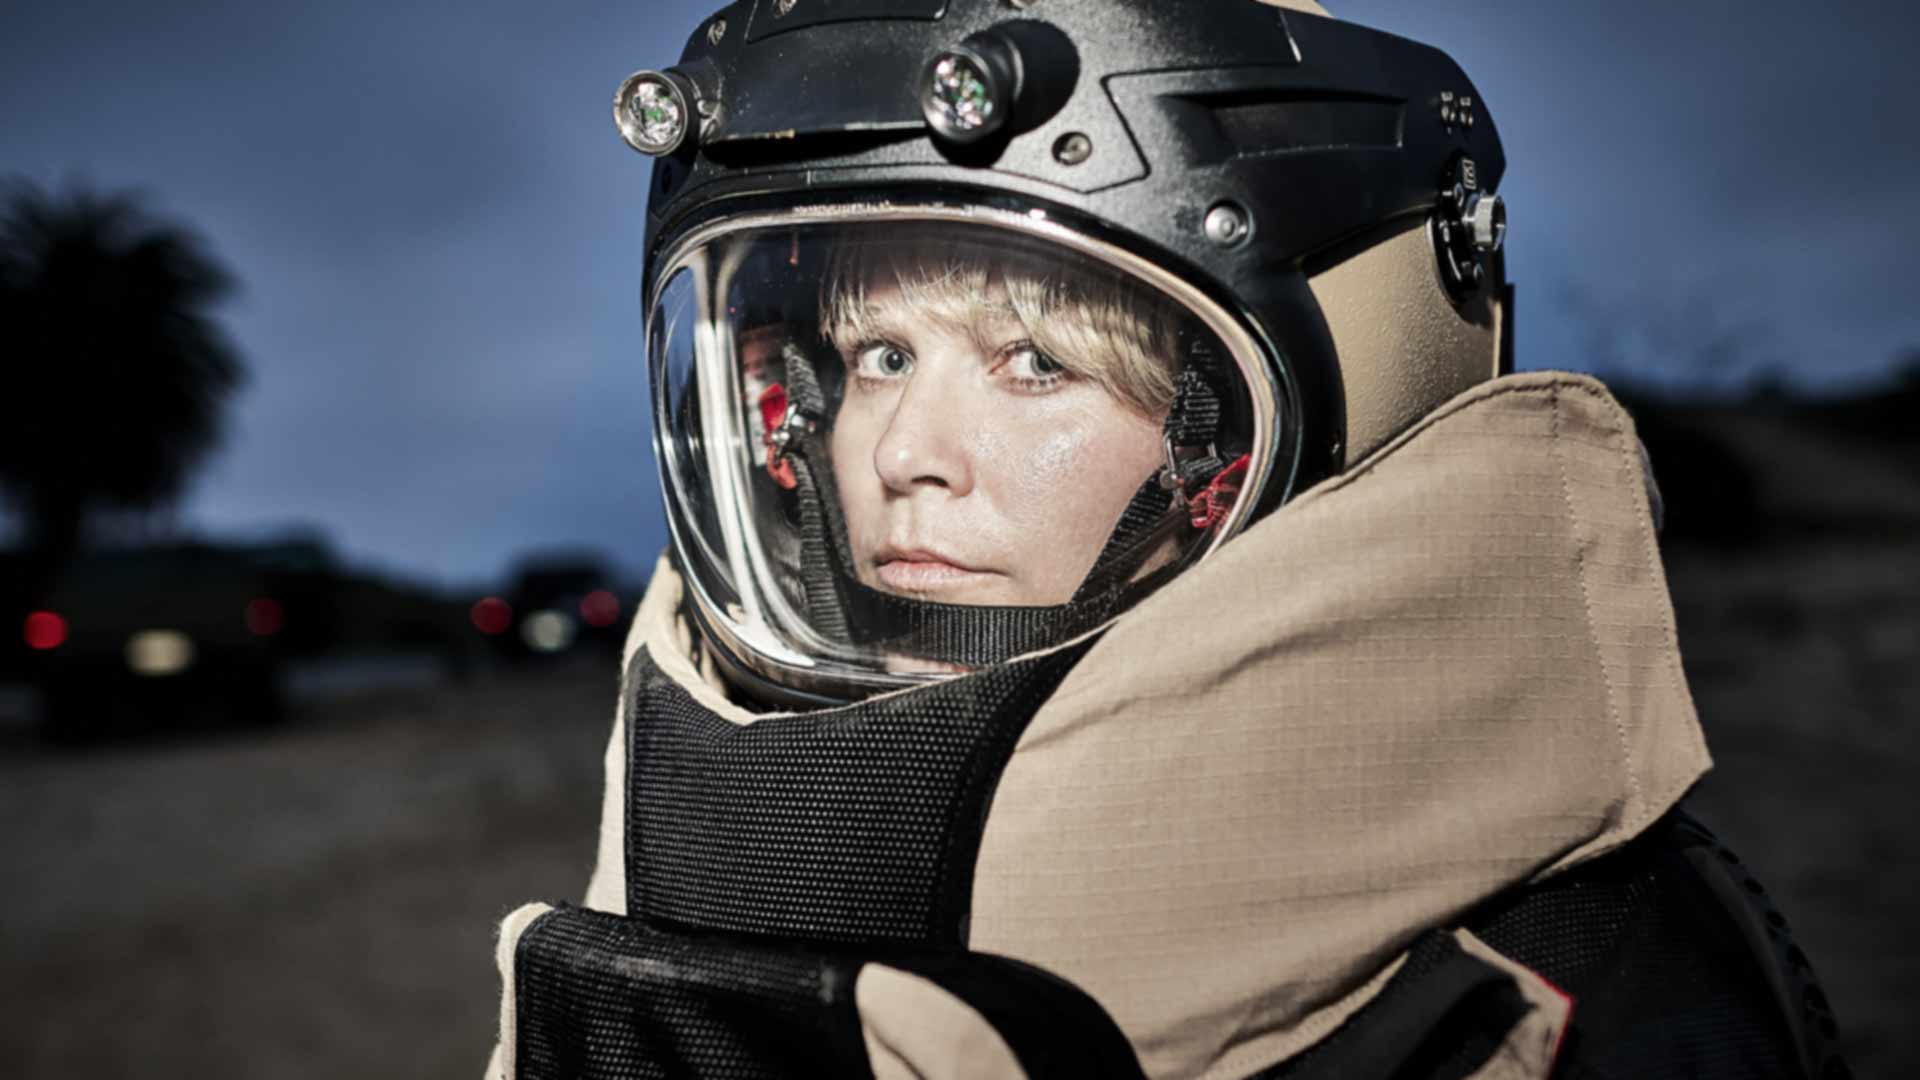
[872, 546, 995, 594]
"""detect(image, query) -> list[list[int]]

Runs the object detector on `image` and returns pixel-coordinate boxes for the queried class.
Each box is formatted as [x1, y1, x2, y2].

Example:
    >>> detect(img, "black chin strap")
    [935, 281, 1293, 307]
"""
[771, 339, 1232, 669]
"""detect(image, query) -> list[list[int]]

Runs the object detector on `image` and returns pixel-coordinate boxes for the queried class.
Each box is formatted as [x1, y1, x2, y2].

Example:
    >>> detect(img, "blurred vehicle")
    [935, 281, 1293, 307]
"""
[472, 552, 630, 663]
[8, 542, 334, 739]
[5, 537, 476, 740]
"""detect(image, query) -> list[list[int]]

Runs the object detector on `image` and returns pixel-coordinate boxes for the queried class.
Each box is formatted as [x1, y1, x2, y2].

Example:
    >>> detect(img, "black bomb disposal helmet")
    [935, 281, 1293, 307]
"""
[621, 0, 1510, 704]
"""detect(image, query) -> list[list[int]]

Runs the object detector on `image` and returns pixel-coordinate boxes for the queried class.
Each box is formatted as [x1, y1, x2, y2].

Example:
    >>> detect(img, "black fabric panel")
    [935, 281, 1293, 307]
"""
[1466, 809, 1846, 1080]
[623, 641, 1090, 946]
[1257, 810, 1848, 1080]
[1256, 930, 1525, 1080]
[512, 904, 871, 1080]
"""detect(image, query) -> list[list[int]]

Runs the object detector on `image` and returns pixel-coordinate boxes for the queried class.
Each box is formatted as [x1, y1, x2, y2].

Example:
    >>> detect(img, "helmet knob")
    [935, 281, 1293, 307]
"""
[1466, 191, 1506, 253]
[1433, 154, 1506, 300]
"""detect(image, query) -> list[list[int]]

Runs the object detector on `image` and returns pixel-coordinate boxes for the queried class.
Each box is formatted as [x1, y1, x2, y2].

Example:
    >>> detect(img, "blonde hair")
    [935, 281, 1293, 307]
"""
[820, 236, 1181, 417]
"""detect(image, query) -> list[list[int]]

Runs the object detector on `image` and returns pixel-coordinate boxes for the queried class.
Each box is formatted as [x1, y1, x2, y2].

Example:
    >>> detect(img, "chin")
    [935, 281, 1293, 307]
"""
[882, 653, 974, 675]
[876, 579, 1007, 605]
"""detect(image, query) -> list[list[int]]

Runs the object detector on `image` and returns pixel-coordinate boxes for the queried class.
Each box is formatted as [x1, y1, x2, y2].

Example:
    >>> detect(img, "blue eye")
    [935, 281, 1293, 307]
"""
[1005, 345, 1066, 380]
[855, 343, 913, 378]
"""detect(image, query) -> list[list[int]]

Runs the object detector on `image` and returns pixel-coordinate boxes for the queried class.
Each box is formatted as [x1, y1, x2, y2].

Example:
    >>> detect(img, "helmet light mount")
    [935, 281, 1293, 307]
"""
[920, 34, 1022, 144]
[615, 69, 699, 156]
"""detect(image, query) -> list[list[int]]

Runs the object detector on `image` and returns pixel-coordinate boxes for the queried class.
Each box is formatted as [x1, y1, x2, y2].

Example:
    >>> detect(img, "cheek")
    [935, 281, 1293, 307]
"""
[987, 398, 1164, 543]
[830, 410, 880, 528]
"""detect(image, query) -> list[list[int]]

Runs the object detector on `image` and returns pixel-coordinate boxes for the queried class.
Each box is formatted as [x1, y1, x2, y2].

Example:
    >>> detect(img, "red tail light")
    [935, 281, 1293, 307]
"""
[246, 597, 286, 636]
[24, 611, 67, 650]
[580, 589, 621, 628]
[471, 597, 512, 635]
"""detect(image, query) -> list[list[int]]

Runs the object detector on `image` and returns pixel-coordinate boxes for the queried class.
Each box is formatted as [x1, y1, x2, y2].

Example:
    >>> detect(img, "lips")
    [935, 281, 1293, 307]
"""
[872, 544, 994, 594]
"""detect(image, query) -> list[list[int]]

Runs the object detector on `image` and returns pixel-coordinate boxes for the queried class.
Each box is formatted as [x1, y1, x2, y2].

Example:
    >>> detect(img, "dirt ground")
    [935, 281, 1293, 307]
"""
[1668, 537, 1919, 1076]
[2, 533, 1915, 1077]
[0, 661, 616, 1080]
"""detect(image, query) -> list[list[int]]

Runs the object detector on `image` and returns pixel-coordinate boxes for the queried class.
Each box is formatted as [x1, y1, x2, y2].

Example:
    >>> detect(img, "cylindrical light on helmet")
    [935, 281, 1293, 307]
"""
[614, 70, 696, 156]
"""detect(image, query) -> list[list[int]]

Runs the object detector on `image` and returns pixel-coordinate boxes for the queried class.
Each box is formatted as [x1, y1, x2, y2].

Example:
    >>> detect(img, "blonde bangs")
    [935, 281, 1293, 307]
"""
[821, 236, 1180, 417]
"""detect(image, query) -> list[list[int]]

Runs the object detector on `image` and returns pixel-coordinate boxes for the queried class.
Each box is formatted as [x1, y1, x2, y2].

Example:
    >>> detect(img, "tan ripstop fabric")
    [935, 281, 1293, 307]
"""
[967, 371, 1709, 1079]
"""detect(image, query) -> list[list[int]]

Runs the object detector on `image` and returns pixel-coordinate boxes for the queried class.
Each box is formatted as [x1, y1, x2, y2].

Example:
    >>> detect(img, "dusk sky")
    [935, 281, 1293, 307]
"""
[4, 0, 1915, 586]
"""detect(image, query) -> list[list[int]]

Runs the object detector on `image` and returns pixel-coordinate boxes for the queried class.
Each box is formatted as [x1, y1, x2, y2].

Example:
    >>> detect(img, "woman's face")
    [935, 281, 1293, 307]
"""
[829, 278, 1167, 606]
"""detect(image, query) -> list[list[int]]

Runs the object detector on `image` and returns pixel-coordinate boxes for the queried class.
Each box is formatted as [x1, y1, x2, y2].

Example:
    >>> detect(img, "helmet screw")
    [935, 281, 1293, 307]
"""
[706, 18, 727, 45]
[613, 70, 696, 156]
[1052, 131, 1092, 166]
[774, 0, 798, 16]
[1204, 202, 1251, 247]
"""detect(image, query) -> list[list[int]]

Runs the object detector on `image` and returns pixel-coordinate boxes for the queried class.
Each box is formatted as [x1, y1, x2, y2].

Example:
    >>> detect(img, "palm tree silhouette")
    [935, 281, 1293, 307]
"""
[0, 180, 246, 597]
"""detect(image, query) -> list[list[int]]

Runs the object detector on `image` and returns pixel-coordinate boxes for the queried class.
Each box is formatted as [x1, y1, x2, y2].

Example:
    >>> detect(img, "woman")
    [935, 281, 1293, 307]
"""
[489, 1, 1842, 1076]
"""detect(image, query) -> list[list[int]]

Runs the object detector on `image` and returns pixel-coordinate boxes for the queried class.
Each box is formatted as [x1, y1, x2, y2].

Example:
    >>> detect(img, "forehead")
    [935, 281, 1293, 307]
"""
[844, 276, 1019, 331]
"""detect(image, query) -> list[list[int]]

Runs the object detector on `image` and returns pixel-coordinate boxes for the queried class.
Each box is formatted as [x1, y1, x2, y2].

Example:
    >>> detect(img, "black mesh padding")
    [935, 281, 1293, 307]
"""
[513, 904, 871, 1080]
[623, 641, 1090, 945]
[512, 906, 1148, 1080]
[1256, 810, 1848, 1080]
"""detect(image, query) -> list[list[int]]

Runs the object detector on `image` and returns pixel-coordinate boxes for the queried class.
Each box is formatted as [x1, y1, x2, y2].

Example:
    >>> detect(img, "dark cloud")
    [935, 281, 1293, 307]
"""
[1340, 0, 1920, 390]
[5, 0, 1915, 581]
[3, 0, 692, 583]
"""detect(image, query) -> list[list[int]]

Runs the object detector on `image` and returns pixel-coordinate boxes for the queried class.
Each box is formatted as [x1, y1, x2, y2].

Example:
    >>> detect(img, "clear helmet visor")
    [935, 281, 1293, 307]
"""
[649, 211, 1284, 699]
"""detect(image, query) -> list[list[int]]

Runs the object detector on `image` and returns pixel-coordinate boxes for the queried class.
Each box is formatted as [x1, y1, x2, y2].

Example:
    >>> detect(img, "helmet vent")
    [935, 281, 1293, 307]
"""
[1177, 91, 1404, 165]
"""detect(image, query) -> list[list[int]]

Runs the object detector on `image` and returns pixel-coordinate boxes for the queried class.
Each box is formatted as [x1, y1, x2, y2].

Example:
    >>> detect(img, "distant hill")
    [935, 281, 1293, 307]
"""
[1613, 366, 1920, 547]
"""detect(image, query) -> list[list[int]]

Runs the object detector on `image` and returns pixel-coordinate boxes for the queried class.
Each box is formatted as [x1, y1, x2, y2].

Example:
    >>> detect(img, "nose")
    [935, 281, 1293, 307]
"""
[872, 360, 974, 497]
